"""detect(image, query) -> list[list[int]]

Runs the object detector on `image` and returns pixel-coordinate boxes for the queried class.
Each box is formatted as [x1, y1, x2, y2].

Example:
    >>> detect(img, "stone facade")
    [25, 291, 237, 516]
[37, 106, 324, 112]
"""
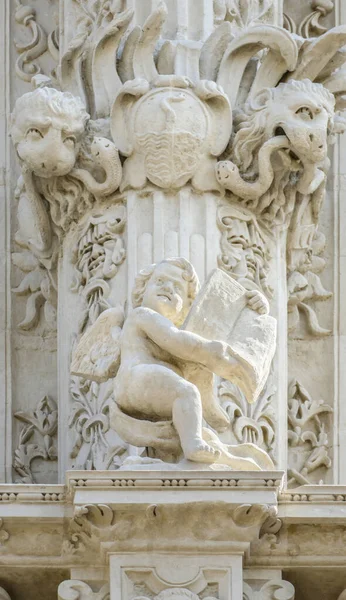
[1, 0, 346, 598]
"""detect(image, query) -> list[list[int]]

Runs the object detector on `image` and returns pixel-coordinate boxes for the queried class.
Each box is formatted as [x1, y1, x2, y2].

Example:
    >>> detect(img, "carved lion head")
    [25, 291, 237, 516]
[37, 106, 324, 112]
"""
[10, 87, 89, 178]
[232, 79, 335, 172]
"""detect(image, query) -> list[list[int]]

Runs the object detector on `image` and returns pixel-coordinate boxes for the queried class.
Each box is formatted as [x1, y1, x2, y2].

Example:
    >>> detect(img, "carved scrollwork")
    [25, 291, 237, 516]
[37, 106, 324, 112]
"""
[58, 580, 110, 600]
[284, 0, 334, 38]
[13, 395, 58, 483]
[287, 379, 333, 487]
[243, 579, 295, 600]
[14, 0, 48, 82]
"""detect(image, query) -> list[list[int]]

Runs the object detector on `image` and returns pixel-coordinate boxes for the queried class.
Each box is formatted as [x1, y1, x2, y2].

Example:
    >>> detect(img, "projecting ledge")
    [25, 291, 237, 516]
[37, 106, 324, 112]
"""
[68, 470, 285, 507]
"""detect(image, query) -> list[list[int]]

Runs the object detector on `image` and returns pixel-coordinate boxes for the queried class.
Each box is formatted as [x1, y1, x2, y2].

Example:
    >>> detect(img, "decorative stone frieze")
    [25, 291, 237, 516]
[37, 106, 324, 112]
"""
[2, 0, 346, 597]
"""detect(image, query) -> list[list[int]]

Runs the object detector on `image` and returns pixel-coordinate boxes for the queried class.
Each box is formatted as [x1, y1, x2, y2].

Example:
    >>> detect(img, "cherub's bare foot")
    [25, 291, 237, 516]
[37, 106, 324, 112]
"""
[184, 439, 221, 464]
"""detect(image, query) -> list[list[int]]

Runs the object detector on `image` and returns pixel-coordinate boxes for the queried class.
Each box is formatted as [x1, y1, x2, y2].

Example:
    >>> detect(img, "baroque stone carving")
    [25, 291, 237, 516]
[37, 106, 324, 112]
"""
[14, 0, 48, 82]
[66, 501, 277, 557]
[12, 240, 58, 332]
[69, 378, 127, 470]
[58, 581, 110, 600]
[287, 229, 332, 337]
[216, 79, 334, 223]
[71, 204, 126, 334]
[213, 0, 275, 31]
[284, 0, 334, 38]
[112, 77, 232, 192]
[217, 204, 272, 297]
[72, 259, 276, 470]
[287, 379, 333, 487]
[219, 379, 276, 456]
[13, 395, 58, 483]
[243, 580, 295, 600]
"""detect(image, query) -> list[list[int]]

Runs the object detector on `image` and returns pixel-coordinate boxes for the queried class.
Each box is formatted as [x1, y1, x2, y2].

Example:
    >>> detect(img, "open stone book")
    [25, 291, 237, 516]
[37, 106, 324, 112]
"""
[183, 269, 277, 403]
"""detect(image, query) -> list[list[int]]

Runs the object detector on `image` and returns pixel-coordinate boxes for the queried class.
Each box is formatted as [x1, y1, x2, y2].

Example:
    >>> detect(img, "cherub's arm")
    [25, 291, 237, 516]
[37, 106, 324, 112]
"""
[135, 307, 235, 370]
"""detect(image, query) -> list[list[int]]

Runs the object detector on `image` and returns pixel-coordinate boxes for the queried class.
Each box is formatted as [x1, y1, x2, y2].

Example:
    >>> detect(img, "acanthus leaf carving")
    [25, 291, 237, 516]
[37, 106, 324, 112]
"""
[13, 395, 58, 483]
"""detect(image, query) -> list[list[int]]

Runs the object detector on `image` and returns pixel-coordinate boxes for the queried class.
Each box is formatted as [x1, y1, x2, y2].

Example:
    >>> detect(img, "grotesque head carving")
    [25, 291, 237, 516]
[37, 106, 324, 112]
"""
[232, 79, 335, 172]
[10, 87, 89, 178]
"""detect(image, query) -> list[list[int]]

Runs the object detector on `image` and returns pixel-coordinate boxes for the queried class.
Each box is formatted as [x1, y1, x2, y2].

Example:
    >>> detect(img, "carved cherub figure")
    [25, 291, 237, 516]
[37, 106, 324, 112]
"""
[72, 257, 270, 465]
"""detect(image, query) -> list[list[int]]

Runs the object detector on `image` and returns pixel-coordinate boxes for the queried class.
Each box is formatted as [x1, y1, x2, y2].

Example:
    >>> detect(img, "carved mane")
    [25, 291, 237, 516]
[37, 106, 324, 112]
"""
[231, 80, 335, 174]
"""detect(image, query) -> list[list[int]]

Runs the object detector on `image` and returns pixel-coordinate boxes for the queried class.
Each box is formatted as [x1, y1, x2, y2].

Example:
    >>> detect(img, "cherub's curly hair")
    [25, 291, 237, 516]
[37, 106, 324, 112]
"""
[132, 257, 200, 309]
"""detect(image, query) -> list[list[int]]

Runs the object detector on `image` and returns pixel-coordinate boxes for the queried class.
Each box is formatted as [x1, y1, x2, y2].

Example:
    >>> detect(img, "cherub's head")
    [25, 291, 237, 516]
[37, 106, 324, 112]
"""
[10, 87, 89, 178]
[132, 257, 200, 325]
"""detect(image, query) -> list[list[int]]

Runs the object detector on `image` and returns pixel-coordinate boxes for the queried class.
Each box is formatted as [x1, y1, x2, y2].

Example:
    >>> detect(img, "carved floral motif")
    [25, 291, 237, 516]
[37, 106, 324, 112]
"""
[219, 379, 276, 456]
[71, 204, 126, 333]
[287, 379, 333, 487]
[13, 396, 58, 483]
[69, 378, 127, 470]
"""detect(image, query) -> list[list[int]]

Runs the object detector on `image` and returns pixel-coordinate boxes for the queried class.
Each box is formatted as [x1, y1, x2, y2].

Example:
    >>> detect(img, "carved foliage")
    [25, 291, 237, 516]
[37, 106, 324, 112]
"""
[71, 204, 126, 334]
[65, 502, 275, 556]
[13, 396, 58, 483]
[219, 380, 276, 455]
[287, 230, 332, 337]
[12, 254, 57, 332]
[69, 378, 127, 470]
[287, 379, 333, 487]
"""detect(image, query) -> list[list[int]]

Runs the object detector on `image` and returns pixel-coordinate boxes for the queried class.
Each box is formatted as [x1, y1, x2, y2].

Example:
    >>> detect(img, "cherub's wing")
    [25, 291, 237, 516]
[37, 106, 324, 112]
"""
[71, 306, 124, 383]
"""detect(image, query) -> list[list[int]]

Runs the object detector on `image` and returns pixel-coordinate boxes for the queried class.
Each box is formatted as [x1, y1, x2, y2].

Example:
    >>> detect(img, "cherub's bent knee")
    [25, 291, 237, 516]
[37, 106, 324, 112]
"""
[175, 381, 201, 405]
